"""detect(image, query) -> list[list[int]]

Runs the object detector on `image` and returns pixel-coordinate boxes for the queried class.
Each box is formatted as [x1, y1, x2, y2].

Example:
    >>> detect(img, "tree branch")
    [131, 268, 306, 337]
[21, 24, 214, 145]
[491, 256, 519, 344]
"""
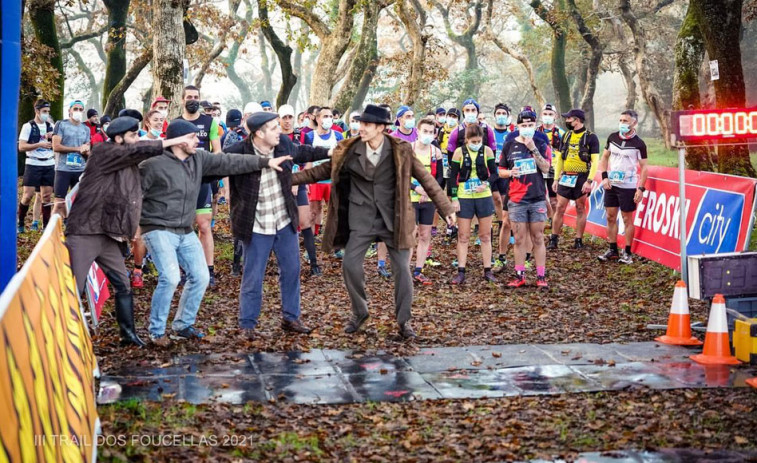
[60, 24, 108, 49]
[275, 0, 331, 38]
[103, 48, 152, 116]
[488, 33, 546, 108]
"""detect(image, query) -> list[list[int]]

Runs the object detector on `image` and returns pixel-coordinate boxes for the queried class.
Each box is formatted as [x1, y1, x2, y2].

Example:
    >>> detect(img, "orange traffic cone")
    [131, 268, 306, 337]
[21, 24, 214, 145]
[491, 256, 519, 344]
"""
[747, 377, 757, 389]
[656, 280, 703, 346]
[690, 294, 741, 365]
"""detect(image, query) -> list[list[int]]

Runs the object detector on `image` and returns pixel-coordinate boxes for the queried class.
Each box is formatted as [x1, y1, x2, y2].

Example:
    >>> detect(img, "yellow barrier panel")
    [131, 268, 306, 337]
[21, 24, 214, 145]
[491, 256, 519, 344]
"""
[0, 215, 98, 463]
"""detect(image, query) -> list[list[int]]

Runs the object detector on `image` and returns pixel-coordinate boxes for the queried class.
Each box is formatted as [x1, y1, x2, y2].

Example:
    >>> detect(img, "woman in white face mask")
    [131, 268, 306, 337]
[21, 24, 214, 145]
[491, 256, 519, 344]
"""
[141, 110, 166, 140]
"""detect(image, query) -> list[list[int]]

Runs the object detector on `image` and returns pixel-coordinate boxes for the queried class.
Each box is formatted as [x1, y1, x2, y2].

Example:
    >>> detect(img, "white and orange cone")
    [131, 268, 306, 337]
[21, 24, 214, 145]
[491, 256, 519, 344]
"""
[656, 280, 703, 346]
[690, 294, 741, 365]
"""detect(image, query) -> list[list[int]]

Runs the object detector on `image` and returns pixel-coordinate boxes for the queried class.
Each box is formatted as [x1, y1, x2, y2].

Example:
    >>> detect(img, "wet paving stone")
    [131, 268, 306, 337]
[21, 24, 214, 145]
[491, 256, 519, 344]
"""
[99, 342, 757, 405]
[260, 374, 354, 404]
[345, 371, 442, 402]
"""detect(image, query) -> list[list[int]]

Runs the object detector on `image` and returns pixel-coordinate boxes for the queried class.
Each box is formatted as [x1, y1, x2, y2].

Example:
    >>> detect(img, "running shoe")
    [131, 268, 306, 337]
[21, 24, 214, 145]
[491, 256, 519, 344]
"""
[131, 269, 144, 289]
[598, 250, 620, 262]
[414, 273, 432, 285]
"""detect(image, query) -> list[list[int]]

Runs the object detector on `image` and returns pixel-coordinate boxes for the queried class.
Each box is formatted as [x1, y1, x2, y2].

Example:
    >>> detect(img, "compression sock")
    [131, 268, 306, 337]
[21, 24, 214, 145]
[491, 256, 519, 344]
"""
[42, 204, 51, 227]
[302, 227, 317, 264]
[18, 202, 30, 228]
[537, 266, 546, 278]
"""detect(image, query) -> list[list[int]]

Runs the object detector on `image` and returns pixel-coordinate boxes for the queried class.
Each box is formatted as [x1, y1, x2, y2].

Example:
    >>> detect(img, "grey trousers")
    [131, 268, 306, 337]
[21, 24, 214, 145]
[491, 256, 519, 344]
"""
[342, 219, 412, 326]
[67, 234, 131, 297]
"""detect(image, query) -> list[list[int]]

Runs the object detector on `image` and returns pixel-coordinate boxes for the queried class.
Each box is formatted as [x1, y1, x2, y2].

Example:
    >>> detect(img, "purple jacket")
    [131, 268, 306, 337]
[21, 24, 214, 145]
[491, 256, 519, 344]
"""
[446, 123, 496, 156]
[390, 127, 418, 143]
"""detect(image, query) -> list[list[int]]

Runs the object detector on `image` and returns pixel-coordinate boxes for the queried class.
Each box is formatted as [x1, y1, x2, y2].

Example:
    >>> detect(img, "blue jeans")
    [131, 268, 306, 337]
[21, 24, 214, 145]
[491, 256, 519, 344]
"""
[239, 226, 301, 329]
[142, 230, 209, 337]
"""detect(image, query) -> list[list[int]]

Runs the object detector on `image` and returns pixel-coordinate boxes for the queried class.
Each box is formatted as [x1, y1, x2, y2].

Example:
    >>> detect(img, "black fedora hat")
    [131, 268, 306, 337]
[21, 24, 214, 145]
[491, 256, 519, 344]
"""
[355, 104, 392, 125]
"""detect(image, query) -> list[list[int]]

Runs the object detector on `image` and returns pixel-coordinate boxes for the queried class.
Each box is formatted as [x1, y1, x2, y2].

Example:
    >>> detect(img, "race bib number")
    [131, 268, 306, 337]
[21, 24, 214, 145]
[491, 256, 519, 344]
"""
[464, 178, 483, 193]
[558, 174, 578, 188]
[66, 153, 84, 168]
[514, 158, 537, 176]
[609, 170, 626, 183]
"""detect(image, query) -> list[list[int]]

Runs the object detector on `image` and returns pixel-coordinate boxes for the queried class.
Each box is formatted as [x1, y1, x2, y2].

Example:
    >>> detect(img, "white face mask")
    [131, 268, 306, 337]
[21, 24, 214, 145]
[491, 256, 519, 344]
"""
[72, 111, 83, 122]
[419, 133, 435, 145]
[158, 110, 168, 118]
[40, 113, 50, 122]
[321, 118, 333, 130]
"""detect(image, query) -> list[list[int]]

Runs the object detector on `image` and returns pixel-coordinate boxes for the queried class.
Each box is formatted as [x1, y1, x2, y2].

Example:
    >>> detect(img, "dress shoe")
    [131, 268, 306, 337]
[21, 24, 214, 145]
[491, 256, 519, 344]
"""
[282, 318, 312, 334]
[344, 314, 369, 334]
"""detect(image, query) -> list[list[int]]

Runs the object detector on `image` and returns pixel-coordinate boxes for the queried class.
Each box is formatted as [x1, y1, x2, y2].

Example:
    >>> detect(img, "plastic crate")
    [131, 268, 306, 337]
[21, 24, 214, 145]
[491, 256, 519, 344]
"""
[725, 296, 757, 331]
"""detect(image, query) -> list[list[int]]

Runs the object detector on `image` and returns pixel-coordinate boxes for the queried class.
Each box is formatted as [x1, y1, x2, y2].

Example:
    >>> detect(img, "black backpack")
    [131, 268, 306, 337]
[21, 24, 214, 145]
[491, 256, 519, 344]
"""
[27, 119, 53, 144]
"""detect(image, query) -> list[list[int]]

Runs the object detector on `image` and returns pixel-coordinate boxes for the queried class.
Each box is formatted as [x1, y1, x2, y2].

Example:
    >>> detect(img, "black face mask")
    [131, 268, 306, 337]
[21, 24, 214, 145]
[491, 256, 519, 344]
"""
[565, 120, 574, 131]
[185, 100, 200, 114]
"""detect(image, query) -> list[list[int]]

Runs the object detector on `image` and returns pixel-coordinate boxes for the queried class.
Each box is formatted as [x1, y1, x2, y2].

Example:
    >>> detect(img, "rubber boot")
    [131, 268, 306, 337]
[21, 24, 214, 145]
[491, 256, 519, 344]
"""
[114, 294, 146, 347]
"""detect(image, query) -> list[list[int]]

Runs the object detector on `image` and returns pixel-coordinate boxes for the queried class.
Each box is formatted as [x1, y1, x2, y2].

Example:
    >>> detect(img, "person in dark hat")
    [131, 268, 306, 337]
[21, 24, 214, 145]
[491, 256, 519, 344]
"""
[221, 109, 245, 151]
[65, 117, 197, 348]
[292, 104, 456, 340]
[91, 115, 111, 146]
[223, 113, 334, 339]
[118, 108, 143, 121]
[137, 118, 291, 346]
[549, 108, 600, 251]
[84, 109, 100, 137]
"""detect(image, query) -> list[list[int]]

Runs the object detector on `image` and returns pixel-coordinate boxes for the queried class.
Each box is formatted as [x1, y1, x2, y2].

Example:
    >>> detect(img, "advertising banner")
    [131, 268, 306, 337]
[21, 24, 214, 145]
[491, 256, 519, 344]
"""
[0, 216, 99, 462]
[563, 166, 757, 271]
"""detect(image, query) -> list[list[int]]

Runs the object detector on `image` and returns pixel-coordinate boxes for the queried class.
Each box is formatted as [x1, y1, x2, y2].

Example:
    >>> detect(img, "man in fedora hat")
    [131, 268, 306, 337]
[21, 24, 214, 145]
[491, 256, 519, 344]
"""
[293, 104, 455, 339]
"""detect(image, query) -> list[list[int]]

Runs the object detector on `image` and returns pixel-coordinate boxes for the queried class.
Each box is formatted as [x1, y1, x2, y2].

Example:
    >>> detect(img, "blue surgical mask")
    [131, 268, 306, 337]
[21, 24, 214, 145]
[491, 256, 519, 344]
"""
[467, 143, 483, 152]
[447, 118, 458, 128]
[40, 113, 50, 122]
[542, 115, 555, 125]
[403, 118, 416, 130]
[619, 123, 631, 135]
[464, 113, 477, 124]
[321, 118, 333, 130]
[438, 117, 446, 125]
[496, 115, 510, 126]
[150, 128, 162, 138]
[350, 122, 360, 132]
[520, 127, 536, 139]
[420, 134, 434, 145]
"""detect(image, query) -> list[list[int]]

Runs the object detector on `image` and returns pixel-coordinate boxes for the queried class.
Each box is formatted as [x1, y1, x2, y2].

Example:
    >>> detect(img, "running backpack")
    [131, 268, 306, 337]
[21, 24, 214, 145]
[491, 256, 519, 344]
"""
[560, 129, 594, 166]
[27, 120, 53, 144]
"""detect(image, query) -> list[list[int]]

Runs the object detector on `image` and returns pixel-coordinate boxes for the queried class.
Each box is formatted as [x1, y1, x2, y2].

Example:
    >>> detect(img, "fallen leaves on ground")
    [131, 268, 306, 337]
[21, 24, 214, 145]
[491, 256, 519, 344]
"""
[97, 388, 757, 462]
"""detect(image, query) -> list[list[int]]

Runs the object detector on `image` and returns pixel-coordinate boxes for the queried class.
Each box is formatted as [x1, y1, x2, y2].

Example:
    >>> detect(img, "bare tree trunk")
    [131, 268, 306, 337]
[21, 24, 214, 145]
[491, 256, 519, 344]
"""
[194, 0, 241, 89]
[152, 0, 188, 119]
[67, 48, 100, 109]
[531, 0, 571, 112]
[619, 56, 636, 110]
[572, 50, 588, 107]
[434, 0, 484, 102]
[332, 1, 382, 112]
[28, 0, 64, 120]
[277, 0, 358, 106]
[259, 0, 297, 108]
[396, 0, 425, 106]
[567, 0, 604, 131]
[619, 0, 671, 147]
[104, 49, 152, 116]
[690, 0, 755, 177]
[102, 0, 131, 113]
[352, 60, 378, 112]
[672, 1, 714, 172]
[489, 35, 546, 108]
[289, 40, 303, 106]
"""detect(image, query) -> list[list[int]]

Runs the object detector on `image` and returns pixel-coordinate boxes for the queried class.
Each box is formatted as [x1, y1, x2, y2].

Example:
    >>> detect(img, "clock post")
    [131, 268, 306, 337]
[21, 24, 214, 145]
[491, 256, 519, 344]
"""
[670, 107, 757, 283]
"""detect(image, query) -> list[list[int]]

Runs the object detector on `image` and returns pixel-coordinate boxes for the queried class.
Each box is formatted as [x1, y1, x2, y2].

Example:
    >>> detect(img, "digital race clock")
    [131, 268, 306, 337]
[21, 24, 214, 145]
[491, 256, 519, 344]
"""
[671, 108, 757, 144]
